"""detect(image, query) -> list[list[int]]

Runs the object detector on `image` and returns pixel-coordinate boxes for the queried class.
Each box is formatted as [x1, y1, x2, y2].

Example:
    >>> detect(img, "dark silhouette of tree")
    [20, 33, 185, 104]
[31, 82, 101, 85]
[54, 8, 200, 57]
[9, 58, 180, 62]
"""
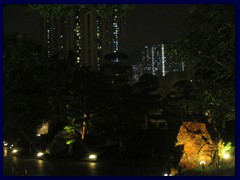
[172, 5, 235, 137]
[26, 4, 133, 19]
[4, 34, 49, 140]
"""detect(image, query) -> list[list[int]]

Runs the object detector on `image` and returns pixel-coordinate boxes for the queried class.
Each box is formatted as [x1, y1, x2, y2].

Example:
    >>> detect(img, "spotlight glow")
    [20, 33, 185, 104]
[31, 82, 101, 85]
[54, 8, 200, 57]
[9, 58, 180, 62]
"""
[37, 152, 44, 157]
[89, 154, 97, 160]
[223, 153, 230, 159]
[12, 149, 18, 154]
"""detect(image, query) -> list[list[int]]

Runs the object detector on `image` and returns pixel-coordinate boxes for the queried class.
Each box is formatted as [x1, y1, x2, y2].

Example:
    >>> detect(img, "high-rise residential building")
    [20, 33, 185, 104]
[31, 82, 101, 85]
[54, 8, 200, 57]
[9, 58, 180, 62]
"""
[141, 44, 164, 76]
[132, 44, 184, 82]
[42, 8, 125, 70]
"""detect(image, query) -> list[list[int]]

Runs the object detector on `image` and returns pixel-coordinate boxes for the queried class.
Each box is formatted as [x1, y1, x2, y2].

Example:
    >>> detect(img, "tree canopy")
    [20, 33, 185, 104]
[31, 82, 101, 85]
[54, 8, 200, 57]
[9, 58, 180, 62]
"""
[172, 5, 235, 135]
[26, 4, 133, 18]
[4, 34, 50, 139]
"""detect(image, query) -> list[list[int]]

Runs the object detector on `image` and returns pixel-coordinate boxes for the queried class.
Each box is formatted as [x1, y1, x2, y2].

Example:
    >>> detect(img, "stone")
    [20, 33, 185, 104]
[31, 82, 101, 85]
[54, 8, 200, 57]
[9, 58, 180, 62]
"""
[176, 121, 218, 171]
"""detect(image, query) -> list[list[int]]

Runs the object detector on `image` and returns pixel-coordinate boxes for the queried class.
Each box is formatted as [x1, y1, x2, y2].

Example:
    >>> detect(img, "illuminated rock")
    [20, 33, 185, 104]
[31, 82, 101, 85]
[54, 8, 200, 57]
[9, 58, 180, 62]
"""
[176, 121, 218, 171]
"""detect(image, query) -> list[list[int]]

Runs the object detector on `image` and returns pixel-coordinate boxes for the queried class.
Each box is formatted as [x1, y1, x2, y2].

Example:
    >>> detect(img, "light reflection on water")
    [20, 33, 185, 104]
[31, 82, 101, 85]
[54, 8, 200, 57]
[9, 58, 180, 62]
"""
[37, 159, 44, 169]
[12, 156, 18, 164]
[4, 148, 8, 157]
[89, 162, 96, 169]
[88, 162, 98, 176]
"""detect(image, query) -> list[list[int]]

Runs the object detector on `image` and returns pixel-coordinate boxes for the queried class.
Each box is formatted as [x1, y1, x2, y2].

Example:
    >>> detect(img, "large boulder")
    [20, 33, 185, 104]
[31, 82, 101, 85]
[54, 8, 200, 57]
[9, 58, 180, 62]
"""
[176, 121, 218, 171]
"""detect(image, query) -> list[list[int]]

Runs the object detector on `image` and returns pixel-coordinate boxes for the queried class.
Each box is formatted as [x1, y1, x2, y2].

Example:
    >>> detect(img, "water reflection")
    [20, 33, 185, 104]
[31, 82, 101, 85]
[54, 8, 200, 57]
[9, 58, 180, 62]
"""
[12, 156, 18, 164]
[4, 147, 8, 157]
[89, 162, 96, 169]
[37, 159, 44, 169]
[88, 162, 97, 176]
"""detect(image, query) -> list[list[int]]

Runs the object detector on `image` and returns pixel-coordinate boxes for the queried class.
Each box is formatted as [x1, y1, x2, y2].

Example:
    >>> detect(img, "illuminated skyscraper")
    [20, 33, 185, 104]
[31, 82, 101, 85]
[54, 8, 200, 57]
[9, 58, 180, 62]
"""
[42, 8, 125, 70]
[141, 44, 165, 76]
[132, 44, 184, 81]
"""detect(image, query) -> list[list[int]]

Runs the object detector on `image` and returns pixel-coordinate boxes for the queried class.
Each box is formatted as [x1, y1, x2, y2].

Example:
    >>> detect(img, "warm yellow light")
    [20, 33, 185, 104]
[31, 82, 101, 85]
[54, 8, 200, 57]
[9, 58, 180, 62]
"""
[200, 160, 206, 165]
[36, 121, 49, 135]
[12, 149, 18, 154]
[4, 143, 8, 146]
[37, 152, 44, 157]
[223, 153, 230, 159]
[89, 154, 97, 160]
[4, 148, 8, 157]
[164, 173, 168, 176]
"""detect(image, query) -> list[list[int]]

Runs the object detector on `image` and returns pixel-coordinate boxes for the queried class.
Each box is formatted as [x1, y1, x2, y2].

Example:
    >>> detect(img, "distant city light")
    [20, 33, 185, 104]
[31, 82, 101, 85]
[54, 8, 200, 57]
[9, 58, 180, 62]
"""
[161, 44, 166, 76]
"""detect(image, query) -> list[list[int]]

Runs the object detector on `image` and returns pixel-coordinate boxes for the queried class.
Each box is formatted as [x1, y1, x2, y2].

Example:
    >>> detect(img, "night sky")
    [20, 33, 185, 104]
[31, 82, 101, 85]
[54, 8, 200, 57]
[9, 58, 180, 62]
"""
[122, 4, 191, 53]
[3, 4, 191, 54]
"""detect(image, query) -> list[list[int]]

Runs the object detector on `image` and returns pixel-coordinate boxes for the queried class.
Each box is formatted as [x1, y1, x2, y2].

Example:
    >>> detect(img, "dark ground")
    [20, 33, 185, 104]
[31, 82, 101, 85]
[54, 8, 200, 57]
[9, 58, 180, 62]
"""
[3, 155, 169, 176]
[3, 154, 235, 176]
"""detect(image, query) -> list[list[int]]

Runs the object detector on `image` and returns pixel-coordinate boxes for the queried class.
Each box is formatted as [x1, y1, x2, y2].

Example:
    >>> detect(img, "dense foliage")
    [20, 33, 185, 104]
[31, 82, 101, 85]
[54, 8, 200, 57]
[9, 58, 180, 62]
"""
[27, 4, 133, 18]
[4, 34, 50, 139]
[172, 5, 235, 135]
